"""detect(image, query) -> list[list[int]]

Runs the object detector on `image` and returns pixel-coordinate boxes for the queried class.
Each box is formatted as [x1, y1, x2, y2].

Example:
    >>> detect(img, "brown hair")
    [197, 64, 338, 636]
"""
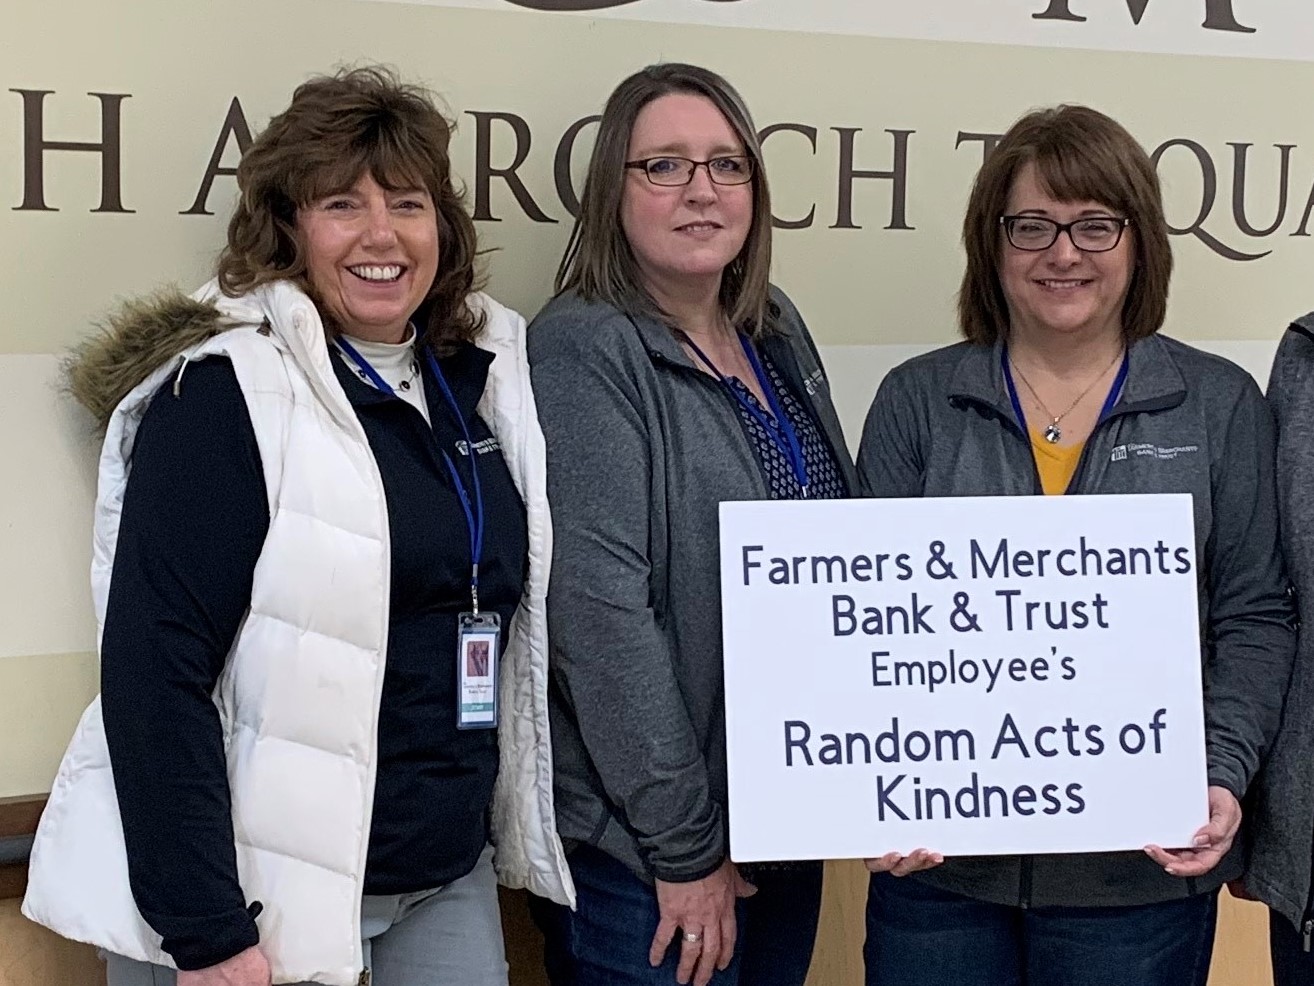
[958, 104, 1172, 346]
[556, 63, 774, 336]
[217, 65, 483, 347]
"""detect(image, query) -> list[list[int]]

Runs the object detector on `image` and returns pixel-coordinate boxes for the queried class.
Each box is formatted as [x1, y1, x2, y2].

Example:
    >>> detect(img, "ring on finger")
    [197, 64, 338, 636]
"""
[683, 931, 703, 944]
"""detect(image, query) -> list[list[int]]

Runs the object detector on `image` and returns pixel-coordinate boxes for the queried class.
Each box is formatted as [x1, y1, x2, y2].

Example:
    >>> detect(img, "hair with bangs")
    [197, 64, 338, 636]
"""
[556, 63, 775, 337]
[958, 104, 1172, 346]
[217, 65, 483, 346]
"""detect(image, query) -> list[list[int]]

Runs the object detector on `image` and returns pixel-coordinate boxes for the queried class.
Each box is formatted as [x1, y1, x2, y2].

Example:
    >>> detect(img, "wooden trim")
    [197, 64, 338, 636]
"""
[0, 795, 45, 900]
[0, 795, 45, 840]
[0, 866, 26, 900]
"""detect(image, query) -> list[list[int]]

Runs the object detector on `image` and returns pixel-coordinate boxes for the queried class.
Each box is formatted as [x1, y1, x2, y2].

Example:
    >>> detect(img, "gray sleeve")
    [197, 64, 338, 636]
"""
[529, 312, 725, 882]
[1201, 376, 1297, 798]
[857, 366, 926, 498]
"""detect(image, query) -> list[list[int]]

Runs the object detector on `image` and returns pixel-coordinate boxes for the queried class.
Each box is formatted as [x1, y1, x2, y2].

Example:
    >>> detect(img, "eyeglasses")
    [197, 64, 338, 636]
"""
[624, 156, 755, 187]
[1000, 215, 1132, 253]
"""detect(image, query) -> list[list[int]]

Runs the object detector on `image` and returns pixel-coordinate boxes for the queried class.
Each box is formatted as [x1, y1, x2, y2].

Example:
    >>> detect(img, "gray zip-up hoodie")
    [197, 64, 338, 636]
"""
[1247, 315, 1314, 937]
[528, 286, 857, 883]
[857, 332, 1295, 908]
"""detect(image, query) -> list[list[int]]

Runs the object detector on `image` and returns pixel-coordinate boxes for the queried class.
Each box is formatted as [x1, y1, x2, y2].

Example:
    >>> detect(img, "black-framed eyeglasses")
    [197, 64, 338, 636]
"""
[624, 155, 755, 187]
[1000, 215, 1132, 252]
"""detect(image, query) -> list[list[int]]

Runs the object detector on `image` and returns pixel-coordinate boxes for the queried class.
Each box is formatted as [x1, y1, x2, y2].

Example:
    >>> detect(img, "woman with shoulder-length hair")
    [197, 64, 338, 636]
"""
[22, 65, 572, 986]
[856, 104, 1295, 986]
[527, 62, 857, 986]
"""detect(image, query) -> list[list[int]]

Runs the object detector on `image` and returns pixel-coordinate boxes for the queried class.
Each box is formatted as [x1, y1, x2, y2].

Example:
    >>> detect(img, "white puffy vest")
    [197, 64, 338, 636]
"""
[22, 281, 572, 985]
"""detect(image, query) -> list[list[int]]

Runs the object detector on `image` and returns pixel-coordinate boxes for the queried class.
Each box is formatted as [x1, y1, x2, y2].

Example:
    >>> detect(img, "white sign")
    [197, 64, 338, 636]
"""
[364, 0, 1314, 64]
[719, 494, 1208, 862]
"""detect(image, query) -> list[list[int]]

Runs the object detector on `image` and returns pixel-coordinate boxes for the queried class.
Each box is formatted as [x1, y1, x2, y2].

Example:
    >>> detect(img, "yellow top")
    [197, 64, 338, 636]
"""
[1030, 429, 1085, 495]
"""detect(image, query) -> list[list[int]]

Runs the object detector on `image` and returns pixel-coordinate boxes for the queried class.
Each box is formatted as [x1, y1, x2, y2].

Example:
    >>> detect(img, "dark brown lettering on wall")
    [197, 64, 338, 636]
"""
[182, 98, 255, 216]
[1293, 178, 1314, 238]
[552, 115, 600, 219]
[6, 87, 1312, 263]
[466, 110, 556, 223]
[956, 132, 1006, 166]
[1229, 142, 1295, 237]
[12, 89, 133, 212]
[1032, 0, 1255, 33]
[759, 123, 818, 230]
[831, 128, 914, 231]
[1151, 138, 1268, 261]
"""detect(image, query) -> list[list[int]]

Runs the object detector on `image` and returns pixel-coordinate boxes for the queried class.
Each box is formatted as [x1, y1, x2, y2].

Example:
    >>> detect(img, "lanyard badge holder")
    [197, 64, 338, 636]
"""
[335, 336, 500, 730]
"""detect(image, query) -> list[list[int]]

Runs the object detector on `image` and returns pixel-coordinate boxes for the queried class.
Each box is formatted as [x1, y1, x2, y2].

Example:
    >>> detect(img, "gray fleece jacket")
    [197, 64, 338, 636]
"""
[857, 332, 1295, 909]
[1247, 316, 1314, 935]
[528, 287, 857, 883]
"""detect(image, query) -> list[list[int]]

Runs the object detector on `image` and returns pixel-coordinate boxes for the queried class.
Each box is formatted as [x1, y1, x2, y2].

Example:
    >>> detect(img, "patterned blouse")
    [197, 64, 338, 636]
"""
[722, 350, 847, 501]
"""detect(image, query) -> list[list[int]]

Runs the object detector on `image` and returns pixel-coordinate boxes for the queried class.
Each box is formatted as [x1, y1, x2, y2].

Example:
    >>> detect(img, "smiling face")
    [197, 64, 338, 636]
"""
[619, 92, 753, 303]
[297, 172, 439, 343]
[999, 161, 1134, 345]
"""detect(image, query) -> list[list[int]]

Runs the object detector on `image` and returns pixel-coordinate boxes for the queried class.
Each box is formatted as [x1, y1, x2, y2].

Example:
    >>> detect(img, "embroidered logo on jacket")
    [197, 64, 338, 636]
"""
[457, 437, 502, 456]
[1110, 443, 1200, 462]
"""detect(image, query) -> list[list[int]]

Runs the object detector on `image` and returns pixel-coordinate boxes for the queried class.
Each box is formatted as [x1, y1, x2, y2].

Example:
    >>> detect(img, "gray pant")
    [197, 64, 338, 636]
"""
[106, 846, 508, 986]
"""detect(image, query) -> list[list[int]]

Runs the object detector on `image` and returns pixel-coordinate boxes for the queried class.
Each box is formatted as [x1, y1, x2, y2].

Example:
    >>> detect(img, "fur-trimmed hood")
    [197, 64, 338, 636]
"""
[67, 290, 232, 430]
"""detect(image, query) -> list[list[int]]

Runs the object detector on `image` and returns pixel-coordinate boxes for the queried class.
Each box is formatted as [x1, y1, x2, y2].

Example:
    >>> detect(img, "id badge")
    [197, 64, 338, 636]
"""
[457, 612, 500, 729]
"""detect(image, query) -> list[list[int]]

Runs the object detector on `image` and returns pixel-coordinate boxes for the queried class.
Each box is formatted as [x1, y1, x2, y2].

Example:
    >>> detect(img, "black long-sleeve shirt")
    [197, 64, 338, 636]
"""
[100, 343, 527, 969]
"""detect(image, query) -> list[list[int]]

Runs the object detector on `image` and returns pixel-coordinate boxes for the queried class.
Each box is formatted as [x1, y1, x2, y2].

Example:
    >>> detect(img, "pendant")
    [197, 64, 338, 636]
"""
[1043, 423, 1062, 444]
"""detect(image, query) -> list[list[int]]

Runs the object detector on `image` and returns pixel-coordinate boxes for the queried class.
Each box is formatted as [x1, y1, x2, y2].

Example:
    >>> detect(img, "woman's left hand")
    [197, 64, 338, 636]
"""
[1144, 786, 1241, 877]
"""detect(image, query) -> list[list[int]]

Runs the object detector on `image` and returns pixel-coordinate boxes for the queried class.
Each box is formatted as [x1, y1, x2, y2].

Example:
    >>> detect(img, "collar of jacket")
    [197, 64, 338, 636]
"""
[331, 337, 493, 416]
[1289, 311, 1314, 343]
[623, 300, 788, 371]
[947, 333, 1190, 427]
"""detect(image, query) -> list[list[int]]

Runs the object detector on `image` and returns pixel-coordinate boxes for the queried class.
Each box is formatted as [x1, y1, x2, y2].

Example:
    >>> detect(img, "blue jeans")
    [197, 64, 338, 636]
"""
[1271, 908, 1314, 986]
[864, 873, 1218, 986]
[531, 847, 822, 986]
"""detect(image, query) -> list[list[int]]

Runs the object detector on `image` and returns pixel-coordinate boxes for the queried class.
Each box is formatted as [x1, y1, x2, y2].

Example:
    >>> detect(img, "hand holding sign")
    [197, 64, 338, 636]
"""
[1144, 786, 1242, 877]
[863, 848, 943, 876]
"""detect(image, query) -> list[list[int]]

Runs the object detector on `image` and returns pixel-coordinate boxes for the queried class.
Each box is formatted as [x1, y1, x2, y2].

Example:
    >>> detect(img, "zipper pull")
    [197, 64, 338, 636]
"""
[359, 968, 372, 986]
[1302, 918, 1313, 953]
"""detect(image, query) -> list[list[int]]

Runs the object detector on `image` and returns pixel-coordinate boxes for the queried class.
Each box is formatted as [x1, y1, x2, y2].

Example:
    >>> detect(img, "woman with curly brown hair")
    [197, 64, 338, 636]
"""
[22, 66, 572, 986]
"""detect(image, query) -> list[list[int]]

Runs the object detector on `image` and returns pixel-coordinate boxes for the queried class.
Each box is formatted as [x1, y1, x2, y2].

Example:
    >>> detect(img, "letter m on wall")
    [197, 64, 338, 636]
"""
[1032, 0, 1255, 33]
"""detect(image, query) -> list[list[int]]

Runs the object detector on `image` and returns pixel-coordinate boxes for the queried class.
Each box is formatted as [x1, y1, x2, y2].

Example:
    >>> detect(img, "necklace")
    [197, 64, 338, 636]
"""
[1009, 348, 1124, 444]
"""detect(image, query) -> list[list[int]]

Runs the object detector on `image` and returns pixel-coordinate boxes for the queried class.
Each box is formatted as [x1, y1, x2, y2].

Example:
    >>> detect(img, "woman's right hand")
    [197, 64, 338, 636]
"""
[651, 860, 755, 986]
[177, 946, 271, 986]
[864, 848, 944, 876]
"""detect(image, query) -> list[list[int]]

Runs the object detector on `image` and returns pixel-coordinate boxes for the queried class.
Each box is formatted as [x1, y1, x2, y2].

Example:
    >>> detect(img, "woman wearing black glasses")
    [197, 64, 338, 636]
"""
[856, 105, 1294, 986]
[526, 63, 856, 986]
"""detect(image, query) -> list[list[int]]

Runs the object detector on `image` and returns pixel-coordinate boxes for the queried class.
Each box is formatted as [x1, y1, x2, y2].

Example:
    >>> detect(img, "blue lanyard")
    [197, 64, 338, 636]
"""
[682, 332, 811, 497]
[335, 335, 486, 613]
[1000, 345, 1130, 435]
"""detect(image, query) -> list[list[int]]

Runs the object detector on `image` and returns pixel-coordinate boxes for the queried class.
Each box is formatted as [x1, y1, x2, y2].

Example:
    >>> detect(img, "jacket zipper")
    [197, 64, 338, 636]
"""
[1303, 869, 1314, 952]
[971, 400, 1128, 911]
